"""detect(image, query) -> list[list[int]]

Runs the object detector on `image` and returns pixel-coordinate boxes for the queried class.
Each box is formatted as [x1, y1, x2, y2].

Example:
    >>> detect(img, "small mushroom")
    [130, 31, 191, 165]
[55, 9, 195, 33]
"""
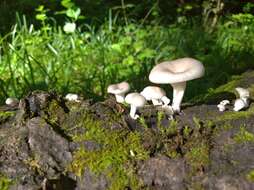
[235, 87, 250, 99]
[65, 93, 80, 102]
[140, 86, 170, 106]
[149, 57, 205, 113]
[5, 97, 19, 106]
[107, 81, 130, 103]
[233, 87, 250, 111]
[217, 100, 230, 112]
[233, 98, 249, 111]
[125, 93, 146, 120]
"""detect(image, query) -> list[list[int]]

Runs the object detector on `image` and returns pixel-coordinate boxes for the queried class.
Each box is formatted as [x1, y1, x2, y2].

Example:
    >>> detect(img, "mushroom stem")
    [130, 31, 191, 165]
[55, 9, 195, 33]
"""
[115, 93, 125, 103]
[171, 81, 186, 113]
[130, 105, 139, 119]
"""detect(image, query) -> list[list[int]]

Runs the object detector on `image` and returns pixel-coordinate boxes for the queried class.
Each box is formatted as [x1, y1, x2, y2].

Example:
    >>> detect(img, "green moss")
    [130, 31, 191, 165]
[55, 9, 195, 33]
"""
[69, 113, 148, 189]
[0, 174, 12, 190]
[234, 126, 254, 143]
[0, 111, 15, 123]
[246, 170, 254, 182]
[215, 105, 254, 122]
[185, 143, 210, 173]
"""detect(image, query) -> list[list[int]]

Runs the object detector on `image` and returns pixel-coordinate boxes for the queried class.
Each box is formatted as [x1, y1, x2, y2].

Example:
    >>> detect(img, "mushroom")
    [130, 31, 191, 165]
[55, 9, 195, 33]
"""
[233, 87, 250, 111]
[233, 98, 249, 111]
[235, 87, 250, 99]
[149, 57, 205, 113]
[125, 93, 146, 120]
[5, 97, 19, 106]
[140, 86, 170, 106]
[107, 81, 130, 103]
[217, 100, 230, 112]
[65, 93, 80, 102]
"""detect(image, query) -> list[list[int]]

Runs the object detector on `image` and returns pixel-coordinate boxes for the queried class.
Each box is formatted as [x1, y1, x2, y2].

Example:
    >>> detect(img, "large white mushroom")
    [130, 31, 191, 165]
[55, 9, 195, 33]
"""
[125, 93, 146, 120]
[140, 86, 170, 106]
[107, 81, 130, 103]
[149, 57, 205, 113]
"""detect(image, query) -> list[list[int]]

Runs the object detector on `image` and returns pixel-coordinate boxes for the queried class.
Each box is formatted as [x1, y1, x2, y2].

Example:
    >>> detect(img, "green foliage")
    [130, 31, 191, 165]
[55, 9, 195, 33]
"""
[0, 111, 15, 124]
[246, 170, 254, 182]
[234, 126, 254, 144]
[0, 174, 12, 190]
[0, 0, 254, 104]
[69, 113, 148, 189]
[185, 143, 210, 173]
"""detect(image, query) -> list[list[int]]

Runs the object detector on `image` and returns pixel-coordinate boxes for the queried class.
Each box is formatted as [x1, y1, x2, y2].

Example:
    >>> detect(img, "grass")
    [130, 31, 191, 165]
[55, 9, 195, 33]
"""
[0, 10, 254, 105]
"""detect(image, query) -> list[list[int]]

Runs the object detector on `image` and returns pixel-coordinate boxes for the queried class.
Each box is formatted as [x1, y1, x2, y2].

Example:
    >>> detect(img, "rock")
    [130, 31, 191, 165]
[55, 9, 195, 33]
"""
[27, 117, 73, 178]
[138, 156, 186, 190]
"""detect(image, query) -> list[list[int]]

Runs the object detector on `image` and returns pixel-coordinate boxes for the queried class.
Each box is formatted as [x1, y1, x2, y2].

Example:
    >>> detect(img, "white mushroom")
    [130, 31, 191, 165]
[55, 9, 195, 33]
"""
[233, 87, 250, 111]
[217, 100, 230, 112]
[5, 97, 19, 106]
[107, 81, 130, 103]
[149, 57, 205, 113]
[140, 86, 170, 106]
[233, 98, 249, 111]
[235, 87, 250, 99]
[65, 93, 80, 102]
[125, 93, 146, 120]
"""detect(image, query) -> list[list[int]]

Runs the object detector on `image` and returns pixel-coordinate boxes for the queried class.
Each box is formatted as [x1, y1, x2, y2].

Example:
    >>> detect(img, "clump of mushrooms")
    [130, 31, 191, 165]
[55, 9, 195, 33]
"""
[149, 57, 205, 113]
[125, 93, 146, 120]
[107, 81, 130, 103]
[140, 86, 170, 106]
[233, 87, 250, 111]
[217, 100, 230, 112]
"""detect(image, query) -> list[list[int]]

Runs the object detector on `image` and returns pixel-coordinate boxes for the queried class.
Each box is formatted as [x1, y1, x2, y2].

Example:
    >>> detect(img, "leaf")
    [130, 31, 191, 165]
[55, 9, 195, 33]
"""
[123, 55, 134, 65]
[36, 14, 47, 21]
[61, 0, 75, 9]
[66, 8, 81, 20]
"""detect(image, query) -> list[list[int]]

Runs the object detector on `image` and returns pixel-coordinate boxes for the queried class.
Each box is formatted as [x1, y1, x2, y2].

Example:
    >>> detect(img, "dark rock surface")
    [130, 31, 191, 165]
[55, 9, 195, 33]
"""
[0, 71, 254, 190]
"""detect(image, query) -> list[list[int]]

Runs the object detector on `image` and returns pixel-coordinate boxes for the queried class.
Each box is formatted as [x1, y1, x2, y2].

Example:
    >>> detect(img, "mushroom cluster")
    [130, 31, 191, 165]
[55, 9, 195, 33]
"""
[107, 57, 206, 119]
[216, 87, 251, 112]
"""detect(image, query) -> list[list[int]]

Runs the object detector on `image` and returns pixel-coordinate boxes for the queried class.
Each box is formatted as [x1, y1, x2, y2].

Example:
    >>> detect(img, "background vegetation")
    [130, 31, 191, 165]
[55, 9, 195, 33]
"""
[0, 0, 254, 103]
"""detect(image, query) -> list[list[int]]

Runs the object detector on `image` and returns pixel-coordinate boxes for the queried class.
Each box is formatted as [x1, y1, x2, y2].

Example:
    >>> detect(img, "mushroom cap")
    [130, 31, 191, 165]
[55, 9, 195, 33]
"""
[125, 93, 146, 107]
[5, 97, 19, 105]
[140, 86, 166, 100]
[149, 57, 205, 84]
[219, 100, 230, 106]
[107, 81, 130, 95]
[235, 87, 250, 98]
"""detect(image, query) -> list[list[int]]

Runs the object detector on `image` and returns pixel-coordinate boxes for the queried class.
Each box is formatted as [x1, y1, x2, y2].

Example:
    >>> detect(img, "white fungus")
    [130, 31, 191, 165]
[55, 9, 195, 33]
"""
[140, 86, 170, 106]
[65, 93, 80, 102]
[217, 100, 230, 112]
[5, 97, 19, 106]
[149, 57, 205, 113]
[233, 87, 250, 111]
[125, 93, 146, 120]
[107, 81, 130, 103]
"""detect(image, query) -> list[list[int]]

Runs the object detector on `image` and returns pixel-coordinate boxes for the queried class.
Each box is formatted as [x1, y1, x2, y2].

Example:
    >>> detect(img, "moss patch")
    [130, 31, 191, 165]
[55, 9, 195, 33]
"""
[246, 170, 254, 182]
[185, 143, 210, 174]
[234, 126, 254, 143]
[0, 174, 12, 190]
[69, 113, 149, 189]
[0, 111, 15, 124]
[215, 105, 254, 122]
